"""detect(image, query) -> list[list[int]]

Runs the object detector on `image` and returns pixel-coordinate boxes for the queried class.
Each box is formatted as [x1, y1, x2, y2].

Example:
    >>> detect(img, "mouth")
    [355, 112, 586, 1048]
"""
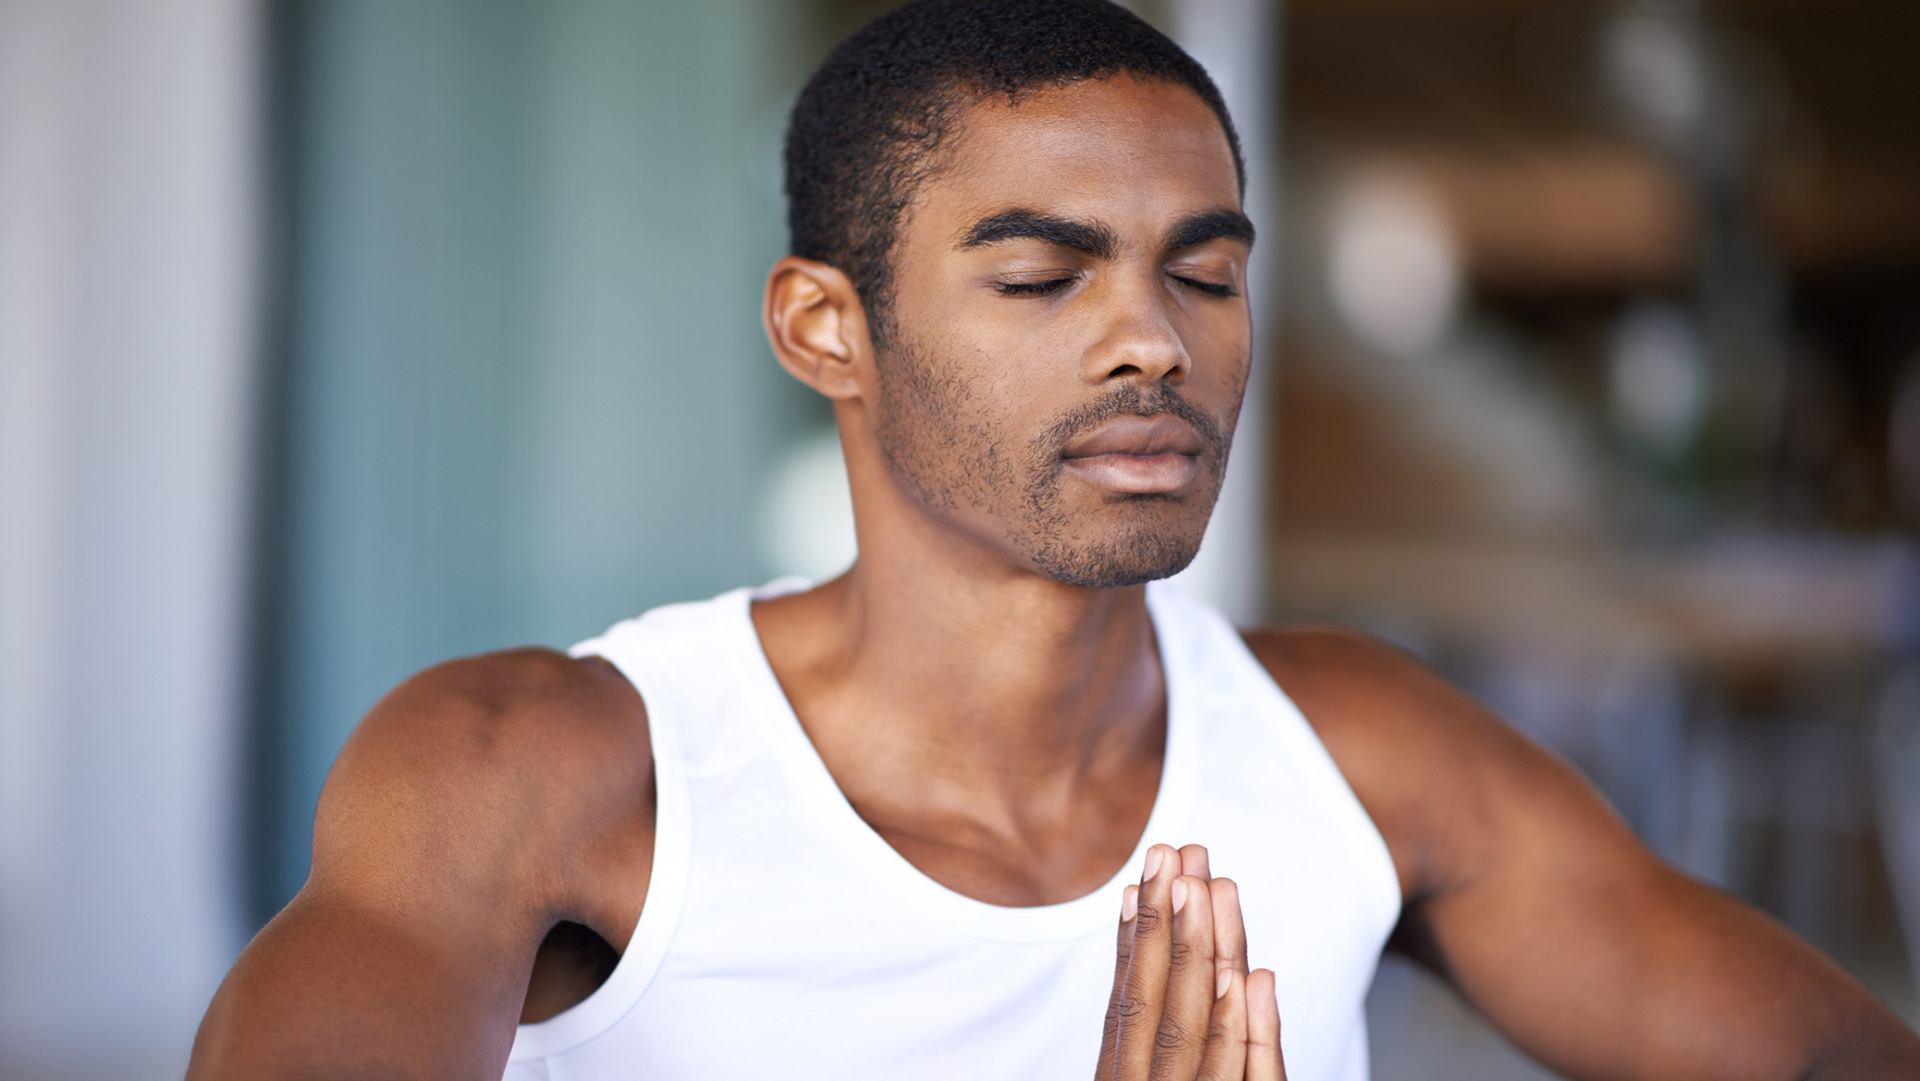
[1060, 415, 1206, 495]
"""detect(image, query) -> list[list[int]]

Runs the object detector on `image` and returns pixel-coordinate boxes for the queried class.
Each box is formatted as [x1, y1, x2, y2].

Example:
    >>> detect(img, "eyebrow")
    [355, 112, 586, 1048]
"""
[957, 210, 1118, 259]
[955, 207, 1255, 259]
[1165, 209, 1256, 252]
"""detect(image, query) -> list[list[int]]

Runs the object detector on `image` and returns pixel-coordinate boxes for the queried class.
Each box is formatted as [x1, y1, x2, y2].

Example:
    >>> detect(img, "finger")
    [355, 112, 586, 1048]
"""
[1097, 884, 1141, 1076]
[1178, 843, 1211, 880]
[1209, 877, 1249, 978]
[1150, 875, 1218, 1081]
[1195, 967, 1248, 1081]
[1113, 844, 1178, 1081]
[1246, 969, 1287, 1081]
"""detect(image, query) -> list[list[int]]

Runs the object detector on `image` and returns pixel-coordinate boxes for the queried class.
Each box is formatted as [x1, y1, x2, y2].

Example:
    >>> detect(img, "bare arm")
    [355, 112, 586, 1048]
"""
[188, 650, 655, 1081]
[1249, 629, 1920, 1081]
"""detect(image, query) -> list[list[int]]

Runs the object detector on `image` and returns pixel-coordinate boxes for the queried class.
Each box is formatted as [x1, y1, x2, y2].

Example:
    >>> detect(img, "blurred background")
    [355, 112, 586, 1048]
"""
[1, 0, 1915, 1077]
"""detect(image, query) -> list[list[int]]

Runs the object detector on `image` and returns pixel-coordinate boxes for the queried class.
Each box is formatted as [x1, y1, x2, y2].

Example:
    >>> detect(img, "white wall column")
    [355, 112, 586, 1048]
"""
[0, 0, 258, 1074]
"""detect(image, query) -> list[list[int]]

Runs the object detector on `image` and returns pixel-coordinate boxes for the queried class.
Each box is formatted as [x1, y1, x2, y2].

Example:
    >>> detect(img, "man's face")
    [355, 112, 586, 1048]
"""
[872, 75, 1253, 587]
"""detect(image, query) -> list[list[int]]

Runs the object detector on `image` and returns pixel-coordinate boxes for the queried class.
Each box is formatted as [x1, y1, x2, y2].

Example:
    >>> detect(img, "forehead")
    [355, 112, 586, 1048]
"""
[920, 76, 1241, 237]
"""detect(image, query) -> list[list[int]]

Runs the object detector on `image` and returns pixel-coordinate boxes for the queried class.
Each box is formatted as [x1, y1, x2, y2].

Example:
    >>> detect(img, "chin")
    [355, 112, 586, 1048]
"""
[1025, 525, 1206, 589]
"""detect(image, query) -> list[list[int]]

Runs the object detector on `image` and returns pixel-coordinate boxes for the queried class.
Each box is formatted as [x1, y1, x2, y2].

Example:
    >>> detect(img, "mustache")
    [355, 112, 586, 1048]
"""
[1034, 383, 1228, 462]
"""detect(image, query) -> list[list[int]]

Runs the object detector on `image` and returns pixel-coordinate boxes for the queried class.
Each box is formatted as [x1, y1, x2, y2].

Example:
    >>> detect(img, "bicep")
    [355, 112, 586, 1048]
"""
[1378, 669, 1894, 1080]
[188, 723, 551, 1081]
[1407, 741, 1876, 1080]
[189, 651, 651, 1080]
[189, 885, 532, 1081]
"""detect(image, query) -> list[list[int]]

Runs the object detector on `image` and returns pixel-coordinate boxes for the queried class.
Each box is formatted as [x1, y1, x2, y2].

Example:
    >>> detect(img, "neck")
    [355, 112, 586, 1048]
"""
[752, 505, 1166, 824]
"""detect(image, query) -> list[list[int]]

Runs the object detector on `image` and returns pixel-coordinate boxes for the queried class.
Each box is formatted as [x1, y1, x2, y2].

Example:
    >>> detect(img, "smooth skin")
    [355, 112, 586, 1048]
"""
[189, 76, 1920, 1080]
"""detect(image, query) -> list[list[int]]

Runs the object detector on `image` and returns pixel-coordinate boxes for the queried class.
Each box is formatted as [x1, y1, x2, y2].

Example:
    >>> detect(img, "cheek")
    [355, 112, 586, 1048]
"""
[880, 333, 1025, 468]
[918, 307, 1077, 418]
[1189, 315, 1253, 396]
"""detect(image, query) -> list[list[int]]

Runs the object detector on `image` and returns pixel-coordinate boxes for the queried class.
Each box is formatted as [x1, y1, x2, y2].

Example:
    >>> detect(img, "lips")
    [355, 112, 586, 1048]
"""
[1061, 415, 1207, 460]
[1060, 415, 1206, 494]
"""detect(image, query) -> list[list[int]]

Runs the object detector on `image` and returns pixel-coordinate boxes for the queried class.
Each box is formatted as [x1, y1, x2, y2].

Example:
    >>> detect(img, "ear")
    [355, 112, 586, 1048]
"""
[763, 255, 873, 400]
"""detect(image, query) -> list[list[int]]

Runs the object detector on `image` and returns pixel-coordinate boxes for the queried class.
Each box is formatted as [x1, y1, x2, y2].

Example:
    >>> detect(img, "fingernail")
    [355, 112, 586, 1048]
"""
[1121, 885, 1138, 922]
[1143, 847, 1163, 882]
[1216, 968, 1232, 999]
[1172, 878, 1188, 913]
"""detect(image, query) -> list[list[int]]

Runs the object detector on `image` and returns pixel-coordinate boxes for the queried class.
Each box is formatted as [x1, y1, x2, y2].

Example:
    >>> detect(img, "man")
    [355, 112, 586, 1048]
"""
[189, 1, 1920, 1078]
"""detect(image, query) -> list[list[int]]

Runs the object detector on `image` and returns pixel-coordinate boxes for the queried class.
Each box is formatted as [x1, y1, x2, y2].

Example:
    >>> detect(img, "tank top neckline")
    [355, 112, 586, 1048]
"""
[729, 578, 1200, 944]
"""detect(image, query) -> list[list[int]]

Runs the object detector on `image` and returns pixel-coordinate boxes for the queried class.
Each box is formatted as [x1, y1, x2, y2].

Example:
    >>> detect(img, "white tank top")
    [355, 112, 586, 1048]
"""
[504, 579, 1400, 1081]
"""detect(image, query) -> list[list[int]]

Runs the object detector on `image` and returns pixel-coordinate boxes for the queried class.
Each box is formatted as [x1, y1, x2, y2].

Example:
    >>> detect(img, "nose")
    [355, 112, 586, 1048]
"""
[1079, 281, 1190, 386]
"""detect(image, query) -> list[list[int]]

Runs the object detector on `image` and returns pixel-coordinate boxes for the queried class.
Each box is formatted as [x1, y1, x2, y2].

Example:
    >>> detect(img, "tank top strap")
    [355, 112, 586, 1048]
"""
[505, 596, 725, 1059]
[512, 579, 814, 1060]
[1147, 580, 1402, 933]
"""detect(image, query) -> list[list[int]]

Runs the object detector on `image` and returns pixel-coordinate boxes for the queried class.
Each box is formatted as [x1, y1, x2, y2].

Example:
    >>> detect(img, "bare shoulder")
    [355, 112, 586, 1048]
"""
[310, 647, 654, 943]
[1240, 626, 1627, 903]
[335, 647, 650, 804]
[1239, 626, 1524, 776]
[1240, 626, 1467, 751]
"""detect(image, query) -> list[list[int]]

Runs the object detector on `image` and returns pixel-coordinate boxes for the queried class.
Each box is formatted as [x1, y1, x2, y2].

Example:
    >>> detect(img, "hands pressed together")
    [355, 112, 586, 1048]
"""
[1097, 844, 1285, 1081]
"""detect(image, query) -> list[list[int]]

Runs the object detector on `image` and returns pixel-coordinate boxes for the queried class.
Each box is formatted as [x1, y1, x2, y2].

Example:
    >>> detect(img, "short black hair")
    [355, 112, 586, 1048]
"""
[783, 0, 1245, 346]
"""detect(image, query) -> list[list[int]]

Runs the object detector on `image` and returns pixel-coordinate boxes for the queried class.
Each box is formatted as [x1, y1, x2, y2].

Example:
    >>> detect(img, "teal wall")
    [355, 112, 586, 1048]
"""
[259, 0, 816, 915]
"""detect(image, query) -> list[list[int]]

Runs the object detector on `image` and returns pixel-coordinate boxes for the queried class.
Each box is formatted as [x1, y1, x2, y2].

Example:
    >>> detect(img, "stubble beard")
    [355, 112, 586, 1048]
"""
[871, 330, 1234, 588]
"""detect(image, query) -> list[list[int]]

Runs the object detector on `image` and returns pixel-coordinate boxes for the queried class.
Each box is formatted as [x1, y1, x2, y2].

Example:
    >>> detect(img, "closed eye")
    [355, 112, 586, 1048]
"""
[1172, 275, 1238, 299]
[995, 277, 1076, 297]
